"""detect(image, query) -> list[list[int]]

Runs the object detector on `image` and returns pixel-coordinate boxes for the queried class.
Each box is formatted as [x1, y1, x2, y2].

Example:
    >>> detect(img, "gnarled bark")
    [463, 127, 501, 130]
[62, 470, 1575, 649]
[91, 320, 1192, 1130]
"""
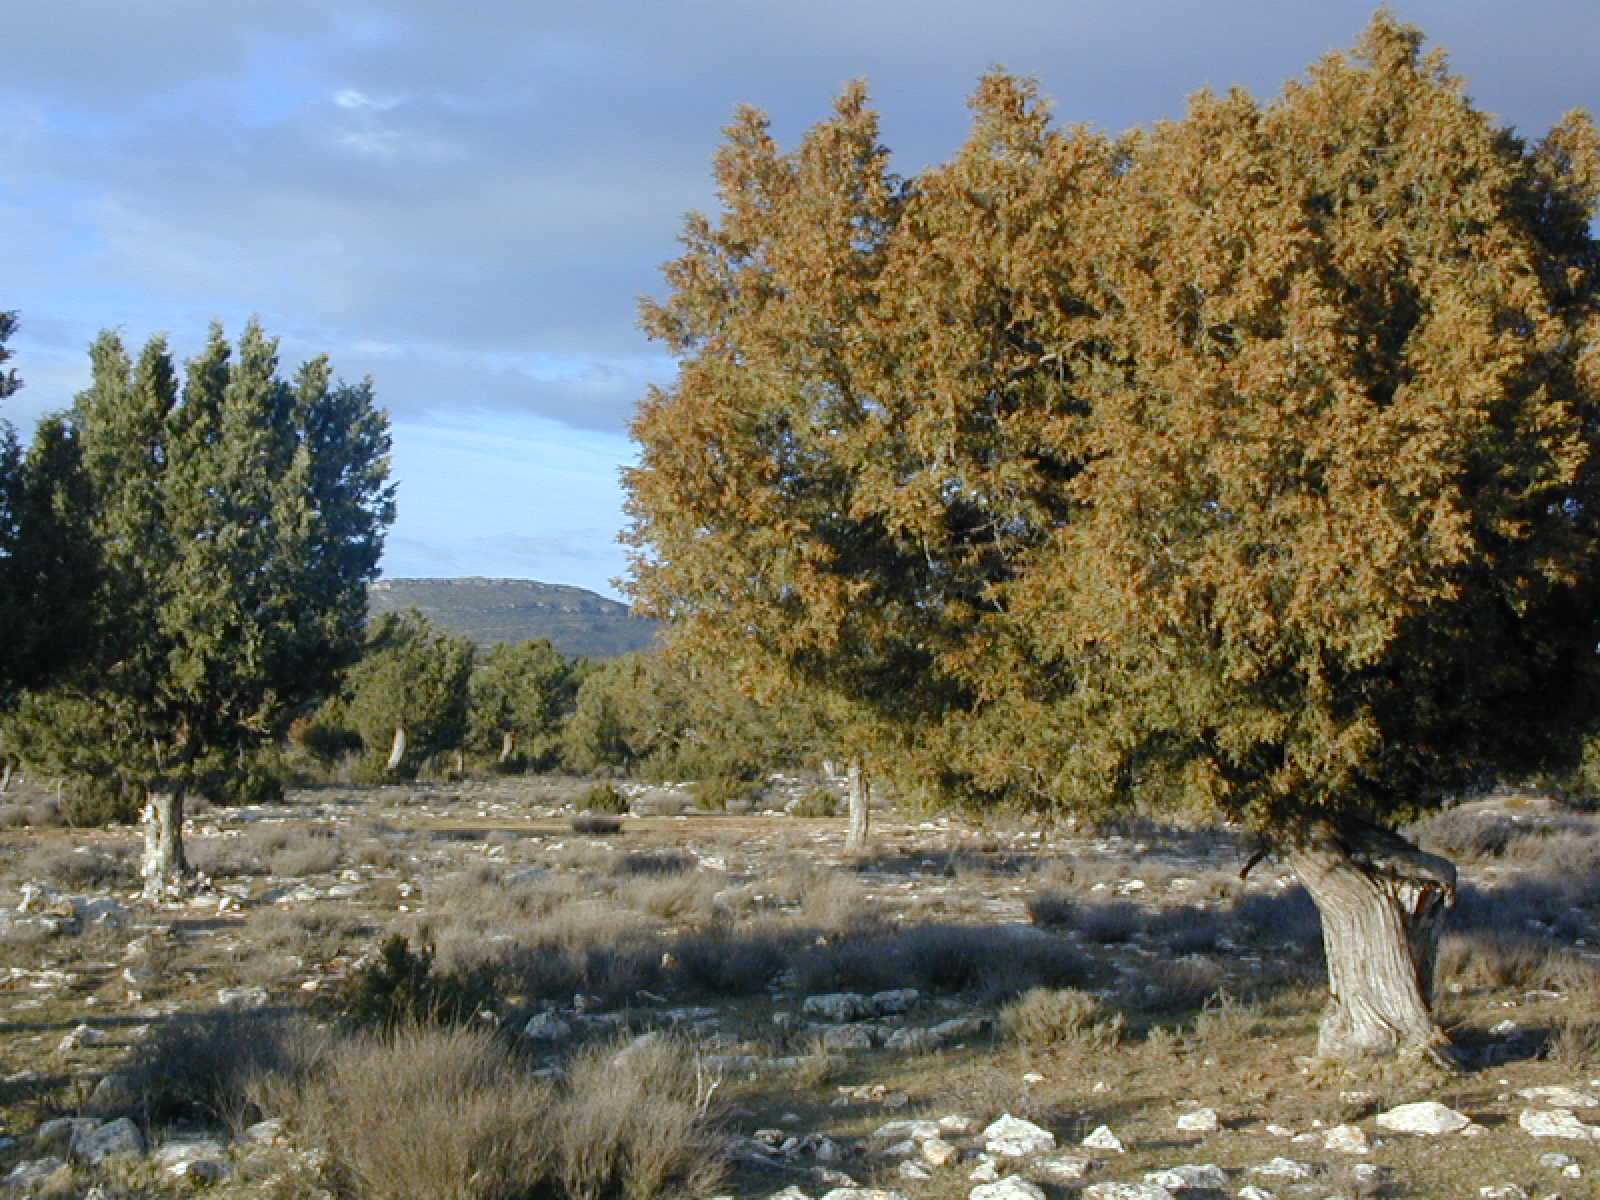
[846, 759, 872, 851]
[1287, 816, 1457, 1065]
[140, 786, 190, 901]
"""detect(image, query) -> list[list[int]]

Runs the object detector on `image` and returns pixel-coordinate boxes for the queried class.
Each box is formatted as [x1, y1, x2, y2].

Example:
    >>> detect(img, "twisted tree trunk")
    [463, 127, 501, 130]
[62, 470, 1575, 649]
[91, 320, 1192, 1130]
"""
[1287, 816, 1457, 1065]
[141, 785, 190, 901]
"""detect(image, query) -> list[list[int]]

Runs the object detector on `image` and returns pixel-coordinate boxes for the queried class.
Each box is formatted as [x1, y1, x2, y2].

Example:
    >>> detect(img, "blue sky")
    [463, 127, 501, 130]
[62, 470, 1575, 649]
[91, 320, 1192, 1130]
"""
[3, 1, 1595, 600]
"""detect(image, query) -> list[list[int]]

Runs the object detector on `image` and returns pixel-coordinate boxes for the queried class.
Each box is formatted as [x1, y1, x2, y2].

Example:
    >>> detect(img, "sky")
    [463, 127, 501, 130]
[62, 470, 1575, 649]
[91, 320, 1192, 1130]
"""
[3, 1, 1595, 601]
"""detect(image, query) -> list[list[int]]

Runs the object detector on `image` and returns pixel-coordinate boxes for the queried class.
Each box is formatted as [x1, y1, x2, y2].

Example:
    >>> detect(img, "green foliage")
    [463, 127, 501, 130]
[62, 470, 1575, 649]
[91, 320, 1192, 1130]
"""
[7, 321, 393, 827]
[627, 17, 1600, 837]
[467, 638, 576, 771]
[790, 787, 841, 817]
[331, 610, 474, 776]
[578, 782, 630, 814]
[337, 934, 495, 1033]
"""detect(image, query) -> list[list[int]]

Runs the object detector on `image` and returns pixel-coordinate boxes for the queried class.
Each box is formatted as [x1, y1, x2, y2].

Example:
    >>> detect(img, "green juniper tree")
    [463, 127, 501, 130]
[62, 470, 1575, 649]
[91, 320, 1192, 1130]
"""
[467, 638, 576, 770]
[13, 321, 393, 895]
[334, 610, 474, 777]
[627, 15, 1600, 1062]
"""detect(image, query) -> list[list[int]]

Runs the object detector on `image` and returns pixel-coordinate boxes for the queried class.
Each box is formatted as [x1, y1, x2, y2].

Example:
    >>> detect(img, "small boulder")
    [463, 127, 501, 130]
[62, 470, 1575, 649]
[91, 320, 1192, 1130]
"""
[1518, 1108, 1600, 1140]
[523, 1011, 575, 1040]
[1081, 1124, 1125, 1152]
[1375, 1100, 1472, 1135]
[1322, 1123, 1371, 1154]
[804, 993, 874, 1023]
[1145, 1163, 1227, 1190]
[983, 1114, 1056, 1158]
[1519, 1085, 1600, 1108]
[1081, 1184, 1176, 1200]
[970, 1176, 1046, 1200]
[1174, 1107, 1219, 1133]
[74, 1117, 145, 1164]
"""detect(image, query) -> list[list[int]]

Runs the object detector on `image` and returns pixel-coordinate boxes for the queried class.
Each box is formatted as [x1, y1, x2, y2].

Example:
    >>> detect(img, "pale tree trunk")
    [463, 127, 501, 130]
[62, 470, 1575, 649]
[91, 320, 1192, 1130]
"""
[1286, 817, 1458, 1066]
[0, 760, 11, 793]
[499, 730, 516, 765]
[385, 724, 407, 773]
[846, 759, 872, 852]
[140, 786, 190, 901]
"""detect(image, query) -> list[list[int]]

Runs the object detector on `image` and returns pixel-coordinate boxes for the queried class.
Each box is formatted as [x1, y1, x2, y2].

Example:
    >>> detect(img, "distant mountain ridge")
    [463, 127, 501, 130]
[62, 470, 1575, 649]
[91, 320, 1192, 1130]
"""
[368, 577, 658, 659]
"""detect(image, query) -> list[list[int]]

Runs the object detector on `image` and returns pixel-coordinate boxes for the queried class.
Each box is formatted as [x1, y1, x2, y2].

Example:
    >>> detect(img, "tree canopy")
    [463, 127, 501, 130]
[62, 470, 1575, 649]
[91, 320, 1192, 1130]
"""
[12, 321, 394, 890]
[626, 14, 1600, 1059]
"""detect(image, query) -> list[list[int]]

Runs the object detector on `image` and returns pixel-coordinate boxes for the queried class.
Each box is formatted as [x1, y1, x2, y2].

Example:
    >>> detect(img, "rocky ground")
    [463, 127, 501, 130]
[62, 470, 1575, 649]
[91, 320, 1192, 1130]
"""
[0, 776, 1596, 1198]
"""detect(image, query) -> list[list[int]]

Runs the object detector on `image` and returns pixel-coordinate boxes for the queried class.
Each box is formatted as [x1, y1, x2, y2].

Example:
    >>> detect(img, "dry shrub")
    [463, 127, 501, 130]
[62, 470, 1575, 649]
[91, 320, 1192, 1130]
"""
[258, 1025, 556, 1200]
[123, 1009, 319, 1130]
[572, 814, 623, 835]
[1146, 904, 1225, 954]
[1077, 900, 1145, 944]
[15, 843, 136, 890]
[1411, 806, 1526, 860]
[621, 873, 722, 922]
[1439, 930, 1569, 991]
[1124, 956, 1225, 1012]
[1190, 991, 1264, 1045]
[1002, 986, 1125, 1050]
[1025, 890, 1077, 929]
[558, 1034, 726, 1200]
[1548, 1015, 1600, 1067]
[613, 850, 696, 877]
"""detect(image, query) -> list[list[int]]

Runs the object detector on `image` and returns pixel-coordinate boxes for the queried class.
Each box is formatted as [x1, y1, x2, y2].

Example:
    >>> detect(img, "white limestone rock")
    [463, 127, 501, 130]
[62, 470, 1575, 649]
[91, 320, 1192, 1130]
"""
[1081, 1184, 1176, 1200]
[1174, 1107, 1219, 1133]
[982, 1114, 1056, 1159]
[1249, 1157, 1314, 1182]
[1082, 1124, 1126, 1152]
[804, 993, 874, 1023]
[1519, 1085, 1600, 1108]
[1375, 1100, 1472, 1135]
[1144, 1163, 1227, 1190]
[1518, 1107, 1600, 1140]
[1322, 1123, 1371, 1154]
[970, 1176, 1046, 1200]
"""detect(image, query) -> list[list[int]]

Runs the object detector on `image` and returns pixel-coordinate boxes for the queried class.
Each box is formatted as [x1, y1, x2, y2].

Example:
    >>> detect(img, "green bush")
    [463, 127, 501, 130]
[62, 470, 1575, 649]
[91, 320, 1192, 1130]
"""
[790, 787, 840, 817]
[579, 782, 630, 814]
[59, 774, 141, 826]
[337, 935, 495, 1033]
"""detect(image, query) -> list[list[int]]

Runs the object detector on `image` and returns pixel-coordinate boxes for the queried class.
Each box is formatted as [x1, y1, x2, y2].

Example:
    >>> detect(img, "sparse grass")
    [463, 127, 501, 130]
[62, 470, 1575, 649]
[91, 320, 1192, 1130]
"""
[13, 843, 137, 890]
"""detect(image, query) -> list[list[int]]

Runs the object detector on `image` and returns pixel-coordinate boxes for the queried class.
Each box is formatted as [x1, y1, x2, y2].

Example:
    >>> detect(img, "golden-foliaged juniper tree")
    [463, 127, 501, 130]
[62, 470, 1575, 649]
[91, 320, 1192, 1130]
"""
[626, 14, 1600, 1062]
[15, 322, 394, 896]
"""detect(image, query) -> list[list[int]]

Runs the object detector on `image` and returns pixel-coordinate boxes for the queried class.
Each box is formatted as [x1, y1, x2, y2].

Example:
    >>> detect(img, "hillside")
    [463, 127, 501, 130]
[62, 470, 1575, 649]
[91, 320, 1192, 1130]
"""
[368, 577, 658, 659]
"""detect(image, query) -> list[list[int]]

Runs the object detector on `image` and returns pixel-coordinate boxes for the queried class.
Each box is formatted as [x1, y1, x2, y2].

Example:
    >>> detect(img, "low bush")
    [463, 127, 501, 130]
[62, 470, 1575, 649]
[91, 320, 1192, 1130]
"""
[17, 844, 136, 890]
[337, 935, 495, 1032]
[1001, 986, 1125, 1050]
[572, 813, 623, 835]
[789, 787, 841, 817]
[1077, 900, 1145, 944]
[122, 1009, 318, 1130]
[1122, 955, 1225, 1012]
[1025, 890, 1077, 929]
[579, 783, 630, 815]
[1146, 904, 1225, 954]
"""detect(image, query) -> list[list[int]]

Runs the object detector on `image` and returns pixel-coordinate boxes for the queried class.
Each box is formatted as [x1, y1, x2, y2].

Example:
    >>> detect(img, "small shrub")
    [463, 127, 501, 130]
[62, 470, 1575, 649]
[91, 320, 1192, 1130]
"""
[789, 787, 841, 818]
[666, 924, 794, 996]
[1025, 890, 1077, 929]
[1548, 1015, 1600, 1067]
[1002, 986, 1125, 1050]
[1232, 886, 1322, 947]
[59, 774, 141, 826]
[1077, 900, 1144, 944]
[18, 844, 136, 890]
[614, 850, 696, 877]
[557, 1034, 726, 1200]
[1191, 991, 1263, 1045]
[258, 1024, 556, 1200]
[1123, 956, 1225, 1012]
[579, 783, 630, 815]
[337, 935, 495, 1032]
[690, 773, 752, 812]
[572, 813, 623, 835]
[122, 1009, 318, 1130]
[1146, 905, 1225, 954]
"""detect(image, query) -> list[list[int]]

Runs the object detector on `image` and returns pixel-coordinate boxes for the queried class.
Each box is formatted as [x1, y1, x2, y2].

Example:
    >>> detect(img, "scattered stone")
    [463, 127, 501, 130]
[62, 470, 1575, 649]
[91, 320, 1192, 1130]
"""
[1249, 1157, 1314, 1182]
[872, 1119, 941, 1142]
[1538, 1152, 1575, 1169]
[57, 1023, 109, 1052]
[88, 1072, 137, 1113]
[35, 1117, 99, 1152]
[523, 1011, 575, 1040]
[883, 1028, 938, 1054]
[969, 1156, 1001, 1183]
[2, 1157, 67, 1189]
[1520, 1086, 1600, 1108]
[1081, 1183, 1175, 1200]
[1144, 1163, 1227, 1190]
[1349, 1163, 1382, 1190]
[818, 1190, 909, 1200]
[1375, 1100, 1472, 1135]
[1028, 1153, 1091, 1182]
[1174, 1107, 1219, 1133]
[215, 986, 270, 1010]
[970, 1176, 1046, 1200]
[1519, 1108, 1600, 1140]
[939, 1114, 980, 1135]
[74, 1117, 145, 1164]
[897, 1161, 932, 1181]
[1479, 1187, 1528, 1200]
[1236, 1188, 1277, 1200]
[929, 1016, 989, 1044]
[805, 993, 874, 1023]
[1322, 1123, 1371, 1154]
[870, 988, 921, 1015]
[1082, 1124, 1125, 1152]
[820, 1024, 877, 1052]
[766, 1188, 813, 1200]
[922, 1137, 959, 1167]
[983, 1114, 1056, 1158]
